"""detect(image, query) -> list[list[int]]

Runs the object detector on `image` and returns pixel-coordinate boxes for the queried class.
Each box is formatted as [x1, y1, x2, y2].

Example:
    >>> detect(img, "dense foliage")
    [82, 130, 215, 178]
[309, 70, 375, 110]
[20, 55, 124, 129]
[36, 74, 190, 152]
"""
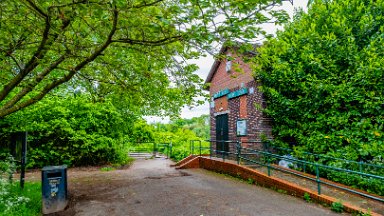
[153, 115, 210, 161]
[0, 94, 132, 168]
[0, 0, 292, 118]
[254, 0, 384, 194]
[0, 94, 209, 167]
[254, 0, 384, 163]
[128, 115, 210, 161]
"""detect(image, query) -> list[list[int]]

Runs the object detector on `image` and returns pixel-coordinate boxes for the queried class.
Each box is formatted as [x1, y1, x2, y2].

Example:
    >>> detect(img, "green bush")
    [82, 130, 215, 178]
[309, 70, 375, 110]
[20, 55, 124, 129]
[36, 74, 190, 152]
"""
[0, 182, 42, 216]
[170, 146, 190, 161]
[0, 95, 132, 168]
[254, 0, 384, 195]
[331, 201, 344, 213]
[303, 193, 311, 202]
[152, 117, 210, 162]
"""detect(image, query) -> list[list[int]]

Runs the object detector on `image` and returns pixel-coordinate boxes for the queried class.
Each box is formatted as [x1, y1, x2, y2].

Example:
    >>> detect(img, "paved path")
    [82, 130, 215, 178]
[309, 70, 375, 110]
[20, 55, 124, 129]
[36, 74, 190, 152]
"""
[55, 158, 342, 216]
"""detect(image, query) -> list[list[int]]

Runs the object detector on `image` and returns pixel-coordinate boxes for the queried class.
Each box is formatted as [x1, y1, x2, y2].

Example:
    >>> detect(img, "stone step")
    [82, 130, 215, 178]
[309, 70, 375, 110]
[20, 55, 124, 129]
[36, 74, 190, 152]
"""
[129, 152, 154, 159]
[129, 152, 168, 159]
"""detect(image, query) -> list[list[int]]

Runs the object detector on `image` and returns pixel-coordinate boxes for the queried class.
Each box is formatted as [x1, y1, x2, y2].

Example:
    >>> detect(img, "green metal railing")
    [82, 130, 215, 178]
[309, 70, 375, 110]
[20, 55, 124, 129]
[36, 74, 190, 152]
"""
[263, 143, 384, 175]
[190, 140, 211, 156]
[191, 140, 384, 203]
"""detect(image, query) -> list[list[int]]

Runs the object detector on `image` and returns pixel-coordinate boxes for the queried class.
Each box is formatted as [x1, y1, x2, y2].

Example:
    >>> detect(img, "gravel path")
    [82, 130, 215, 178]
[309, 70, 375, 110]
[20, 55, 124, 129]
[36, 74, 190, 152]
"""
[48, 158, 343, 216]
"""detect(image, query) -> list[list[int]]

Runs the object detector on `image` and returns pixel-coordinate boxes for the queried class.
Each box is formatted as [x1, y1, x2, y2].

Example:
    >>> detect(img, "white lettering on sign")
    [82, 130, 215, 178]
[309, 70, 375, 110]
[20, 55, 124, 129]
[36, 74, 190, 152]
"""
[49, 178, 61, 198]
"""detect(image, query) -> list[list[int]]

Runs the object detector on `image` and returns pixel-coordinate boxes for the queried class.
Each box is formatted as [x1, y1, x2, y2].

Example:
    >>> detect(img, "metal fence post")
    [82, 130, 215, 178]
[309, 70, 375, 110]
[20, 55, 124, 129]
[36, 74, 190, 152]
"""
[210, 141, 212, 159]
[222, 141, 225, 161]
[237, 141, 241, 165]
[199, 140, 202, 156]
[359, 160, 363, 173]
[316, 164, 321, 195]
[190, 141, 192, 155]
[167, 144, 170, 158]
[267, 156, 271, 176]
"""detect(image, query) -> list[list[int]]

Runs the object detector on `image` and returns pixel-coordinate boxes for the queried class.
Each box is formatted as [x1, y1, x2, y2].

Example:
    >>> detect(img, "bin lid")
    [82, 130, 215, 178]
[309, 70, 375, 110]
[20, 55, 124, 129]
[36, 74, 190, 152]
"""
[42, 165, 68, 171]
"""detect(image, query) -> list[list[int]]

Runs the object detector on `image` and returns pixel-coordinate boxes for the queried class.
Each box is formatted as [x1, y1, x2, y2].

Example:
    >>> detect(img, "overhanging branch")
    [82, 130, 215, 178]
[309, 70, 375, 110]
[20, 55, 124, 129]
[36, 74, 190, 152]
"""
[0, 8, 119, 117]
[112, 35, 183, 46]
[1, 54, 67, 110]
[133, 0, 164, 8]
[0, 8, 72, 103]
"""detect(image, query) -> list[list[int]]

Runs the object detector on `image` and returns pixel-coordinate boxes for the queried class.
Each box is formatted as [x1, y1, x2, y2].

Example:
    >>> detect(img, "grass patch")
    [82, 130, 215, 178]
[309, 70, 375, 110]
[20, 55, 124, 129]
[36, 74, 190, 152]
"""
[0, 181, 42, 216]
[277, 189, 287, 194]
[303, 192, 311, 202]
[331, 201, 344, 213]
[353, 209, 372, 216]
[247, 178, 255, 185]
[100, 167, 115, 172]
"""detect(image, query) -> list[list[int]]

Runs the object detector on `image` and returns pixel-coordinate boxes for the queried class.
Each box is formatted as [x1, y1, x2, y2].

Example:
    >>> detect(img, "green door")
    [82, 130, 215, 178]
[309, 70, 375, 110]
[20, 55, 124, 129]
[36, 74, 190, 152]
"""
[216, 114, 229, 153]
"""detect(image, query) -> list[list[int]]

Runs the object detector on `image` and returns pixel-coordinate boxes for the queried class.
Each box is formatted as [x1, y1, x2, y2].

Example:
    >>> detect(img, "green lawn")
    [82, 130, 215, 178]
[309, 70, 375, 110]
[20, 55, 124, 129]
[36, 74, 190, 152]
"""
[0, 181, 41, 216]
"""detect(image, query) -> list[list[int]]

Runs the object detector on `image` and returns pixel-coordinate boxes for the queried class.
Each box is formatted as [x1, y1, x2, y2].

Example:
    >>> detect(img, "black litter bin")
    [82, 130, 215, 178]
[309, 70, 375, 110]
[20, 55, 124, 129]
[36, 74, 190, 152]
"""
[42, 165, 68, 214]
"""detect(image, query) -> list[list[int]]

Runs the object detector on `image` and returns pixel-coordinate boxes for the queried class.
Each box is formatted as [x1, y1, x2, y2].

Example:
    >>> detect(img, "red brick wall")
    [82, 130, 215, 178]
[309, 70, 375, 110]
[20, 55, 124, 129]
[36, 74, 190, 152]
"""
[214, 96, 228, 113]
[239, 95, 247, 118]
[209, 51, 254, 96]
[209, 50, 272, 150]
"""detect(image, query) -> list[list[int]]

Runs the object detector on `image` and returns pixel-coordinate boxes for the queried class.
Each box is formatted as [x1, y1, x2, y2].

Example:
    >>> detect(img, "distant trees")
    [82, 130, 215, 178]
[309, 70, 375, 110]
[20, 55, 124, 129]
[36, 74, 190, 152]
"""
[254, 0, 384, 162]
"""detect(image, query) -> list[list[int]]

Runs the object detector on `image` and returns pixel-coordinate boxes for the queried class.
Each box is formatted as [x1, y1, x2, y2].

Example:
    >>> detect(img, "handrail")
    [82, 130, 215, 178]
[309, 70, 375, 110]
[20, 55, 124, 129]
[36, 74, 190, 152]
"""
[193, 140, 384, 175]
[241, 146, 384, 180]
[242, 140, 384, 170]
[199, 139, 384, 203]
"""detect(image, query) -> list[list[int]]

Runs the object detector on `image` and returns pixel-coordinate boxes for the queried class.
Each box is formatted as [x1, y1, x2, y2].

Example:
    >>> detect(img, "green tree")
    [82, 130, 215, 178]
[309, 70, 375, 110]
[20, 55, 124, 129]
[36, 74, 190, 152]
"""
[0, 0, 292, 118]
[254, 0, 384, 162]
[0, 94, 133, 167]
[150, 115, 209, 160]
[172, 115, 210, 139]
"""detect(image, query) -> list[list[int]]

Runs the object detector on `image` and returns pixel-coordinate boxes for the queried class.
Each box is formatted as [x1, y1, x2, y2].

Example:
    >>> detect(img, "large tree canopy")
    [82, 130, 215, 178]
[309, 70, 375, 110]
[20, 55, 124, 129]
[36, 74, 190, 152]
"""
[254, 0, 384, 162]
[0, 0, 291, 117]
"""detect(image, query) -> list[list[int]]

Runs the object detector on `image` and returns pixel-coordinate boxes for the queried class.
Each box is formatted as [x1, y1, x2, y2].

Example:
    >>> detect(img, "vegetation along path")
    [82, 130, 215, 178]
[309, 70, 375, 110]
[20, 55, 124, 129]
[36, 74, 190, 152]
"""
[41, 158, 343, 216]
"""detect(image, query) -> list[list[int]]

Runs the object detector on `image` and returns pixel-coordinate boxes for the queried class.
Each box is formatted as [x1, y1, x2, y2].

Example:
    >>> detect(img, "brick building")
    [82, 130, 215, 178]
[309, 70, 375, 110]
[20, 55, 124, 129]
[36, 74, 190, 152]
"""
[205, 45, 272, 152]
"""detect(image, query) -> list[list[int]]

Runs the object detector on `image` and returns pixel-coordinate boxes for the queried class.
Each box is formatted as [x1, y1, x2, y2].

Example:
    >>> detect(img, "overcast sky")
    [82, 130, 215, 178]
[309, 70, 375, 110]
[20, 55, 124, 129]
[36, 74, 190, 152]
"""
[146, 0, 308, 123]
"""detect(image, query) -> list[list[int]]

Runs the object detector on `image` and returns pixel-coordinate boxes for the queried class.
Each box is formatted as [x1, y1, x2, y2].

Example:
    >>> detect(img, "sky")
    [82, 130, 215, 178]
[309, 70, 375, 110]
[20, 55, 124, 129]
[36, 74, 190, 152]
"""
[146, 0, 308, 123]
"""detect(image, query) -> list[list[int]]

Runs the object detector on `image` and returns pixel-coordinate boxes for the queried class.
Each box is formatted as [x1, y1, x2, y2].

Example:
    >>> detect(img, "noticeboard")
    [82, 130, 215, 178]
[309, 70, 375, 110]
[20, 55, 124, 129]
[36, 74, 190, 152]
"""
[236, 119, 247, 137]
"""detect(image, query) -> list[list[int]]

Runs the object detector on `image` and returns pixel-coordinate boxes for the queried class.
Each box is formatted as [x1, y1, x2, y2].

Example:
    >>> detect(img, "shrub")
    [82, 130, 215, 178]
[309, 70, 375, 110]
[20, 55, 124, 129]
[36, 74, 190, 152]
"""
[247, 178, 255, 185]
[0, 95, 133, 168]
[0, 156, 40, 215]
[303, 192, 311, 202]
[331, 201, 344, 213]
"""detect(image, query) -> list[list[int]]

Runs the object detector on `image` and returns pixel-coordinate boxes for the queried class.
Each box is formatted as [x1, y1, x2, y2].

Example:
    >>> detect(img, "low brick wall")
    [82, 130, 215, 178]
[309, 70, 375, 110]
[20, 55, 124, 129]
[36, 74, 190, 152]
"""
[172, 155, 196, 167]
[270, 164, 384, 201]
[178, 156, 380, 216]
